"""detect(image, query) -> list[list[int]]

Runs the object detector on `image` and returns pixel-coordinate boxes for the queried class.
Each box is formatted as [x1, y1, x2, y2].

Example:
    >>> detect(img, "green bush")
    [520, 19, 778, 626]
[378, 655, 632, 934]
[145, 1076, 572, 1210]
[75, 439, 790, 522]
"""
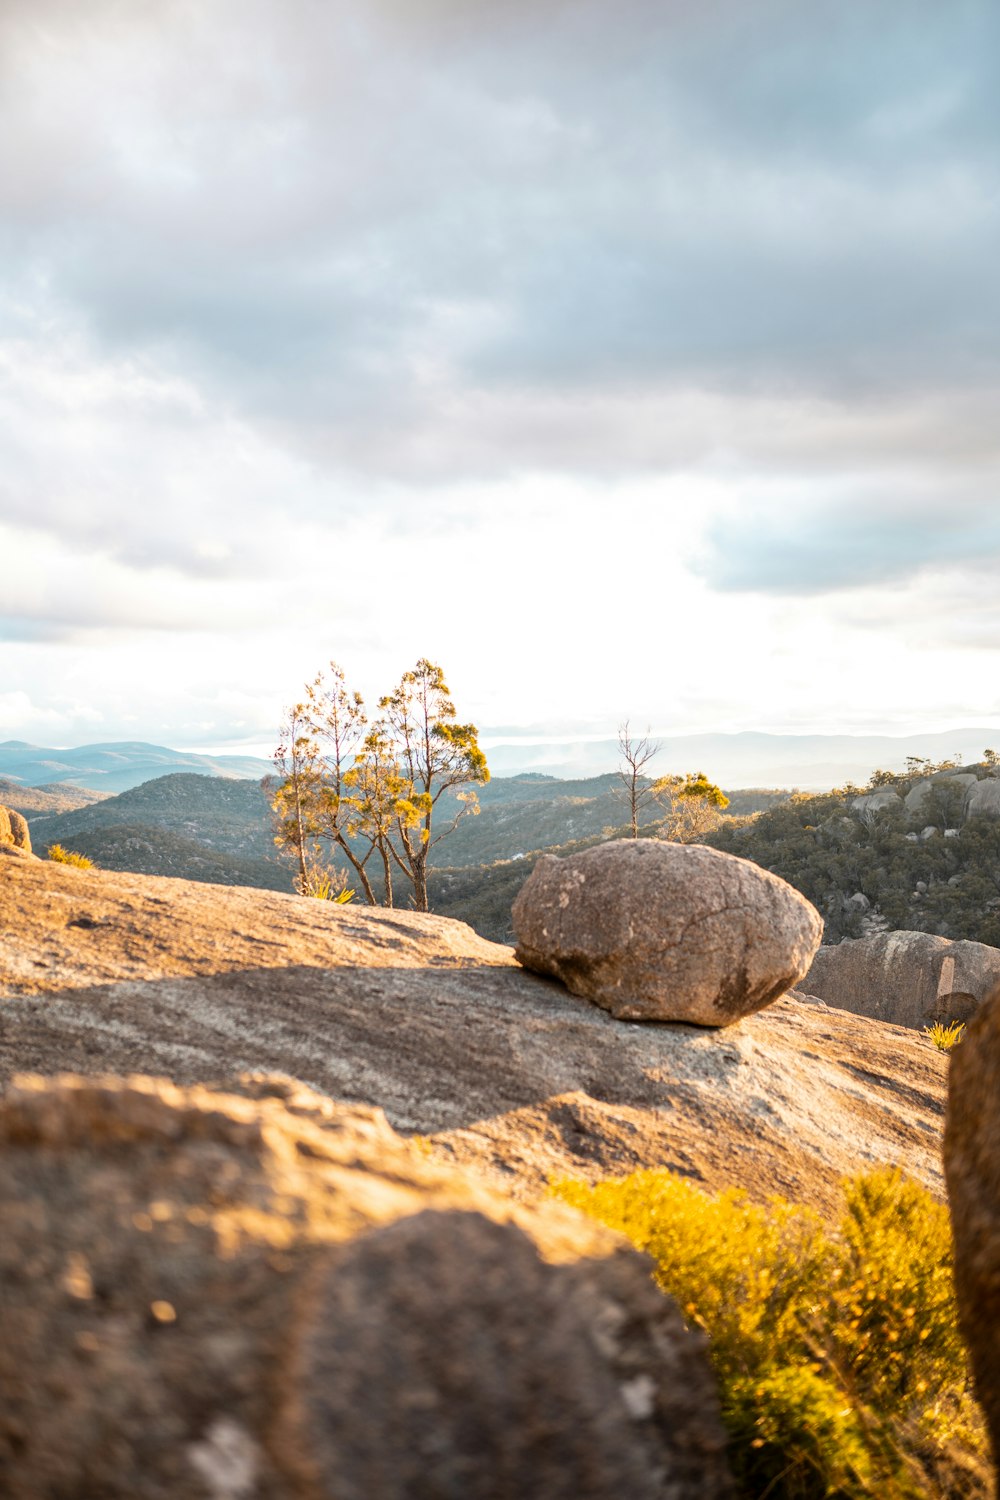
[46, 843, 94, 869]
[552, 1167, 988, 1499]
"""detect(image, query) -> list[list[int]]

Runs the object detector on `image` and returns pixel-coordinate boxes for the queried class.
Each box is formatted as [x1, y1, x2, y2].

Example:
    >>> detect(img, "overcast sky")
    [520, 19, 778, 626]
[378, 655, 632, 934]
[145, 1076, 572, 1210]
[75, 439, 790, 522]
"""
[2, 0, 999, 755]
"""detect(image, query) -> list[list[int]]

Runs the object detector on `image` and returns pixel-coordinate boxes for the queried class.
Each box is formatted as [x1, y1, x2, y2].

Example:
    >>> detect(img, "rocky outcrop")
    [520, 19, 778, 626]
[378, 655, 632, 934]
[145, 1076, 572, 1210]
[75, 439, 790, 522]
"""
[944, 982, 1000, 1466]
[0, 1073, 733, 1500]
[904, 773, 977, 822]
[966, 778, 1000, 822]
[512, 838, 822, 1025]
[802, 930, 1000, 1029]
[851, 789, 903, 817]
[0, 804, 31, 855]
[0, 856, 950, 1216]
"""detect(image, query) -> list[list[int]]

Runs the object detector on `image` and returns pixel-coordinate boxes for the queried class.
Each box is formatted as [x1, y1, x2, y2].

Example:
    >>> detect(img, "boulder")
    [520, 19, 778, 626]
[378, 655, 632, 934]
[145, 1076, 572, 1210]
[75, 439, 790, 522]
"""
[931, 770, 978, 787]
[0, 804, 31, 854]
[512, 838, 822, 1025]
[944, 982, 1000, 1465]
[966, 778, 1000, 822]
[801, 930, 1000, 1030]
[851, 790, 902, 817]
[904, 779, 933, 819]
[904, 773, 977, 823]
[0, 1073, 733, 1500]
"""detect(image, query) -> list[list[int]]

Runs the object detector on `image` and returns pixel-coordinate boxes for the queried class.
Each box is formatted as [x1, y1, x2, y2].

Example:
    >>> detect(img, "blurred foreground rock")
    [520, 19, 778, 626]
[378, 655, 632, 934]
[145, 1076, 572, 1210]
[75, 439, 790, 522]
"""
[945, 981, 1000, 1467]
[512, 839, 822, 1024]
[0, 1073, 732, 1500]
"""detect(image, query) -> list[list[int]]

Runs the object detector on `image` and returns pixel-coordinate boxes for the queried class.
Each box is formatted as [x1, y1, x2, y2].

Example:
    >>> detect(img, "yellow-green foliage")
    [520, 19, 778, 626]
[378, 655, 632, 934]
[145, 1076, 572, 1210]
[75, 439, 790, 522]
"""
[46, 844, 94, 869]
[552, 1167, 988, 1499]
[924, 1020, 966, 1052]
[296, 868, 355, 902]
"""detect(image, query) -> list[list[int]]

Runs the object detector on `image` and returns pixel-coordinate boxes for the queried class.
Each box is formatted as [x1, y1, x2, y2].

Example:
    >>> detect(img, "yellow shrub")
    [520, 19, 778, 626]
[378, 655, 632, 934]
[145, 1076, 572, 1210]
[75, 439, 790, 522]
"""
[46, 844, 94, 869]
[552, 1167, 988, 1499]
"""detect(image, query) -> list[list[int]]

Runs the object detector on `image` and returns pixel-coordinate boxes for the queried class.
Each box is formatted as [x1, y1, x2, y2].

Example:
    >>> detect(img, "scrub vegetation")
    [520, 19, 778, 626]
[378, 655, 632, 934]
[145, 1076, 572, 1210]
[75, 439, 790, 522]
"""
[553, 1167, 989, 1500]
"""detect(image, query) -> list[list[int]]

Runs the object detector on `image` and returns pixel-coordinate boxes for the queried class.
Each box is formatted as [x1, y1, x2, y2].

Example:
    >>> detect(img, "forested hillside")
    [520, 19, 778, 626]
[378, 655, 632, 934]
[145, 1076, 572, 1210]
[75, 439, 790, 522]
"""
[24, 760, 1000, 950]
[704, 759, 1000, 946]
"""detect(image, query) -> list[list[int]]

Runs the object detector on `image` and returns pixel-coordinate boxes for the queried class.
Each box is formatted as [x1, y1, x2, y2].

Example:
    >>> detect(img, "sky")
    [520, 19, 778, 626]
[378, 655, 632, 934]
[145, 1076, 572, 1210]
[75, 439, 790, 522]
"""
[2, 0, 999, 757]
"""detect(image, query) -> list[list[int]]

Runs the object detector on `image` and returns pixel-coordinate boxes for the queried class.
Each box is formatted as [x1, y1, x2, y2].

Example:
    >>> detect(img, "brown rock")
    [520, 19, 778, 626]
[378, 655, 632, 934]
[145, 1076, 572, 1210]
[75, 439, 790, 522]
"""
[0, 1073, 733, 1500]
[512, 838, 822, 1025]
[802, 930, 1000, 1030]
[0, 804, 31, 854]
[944, 981, 1000, 1466]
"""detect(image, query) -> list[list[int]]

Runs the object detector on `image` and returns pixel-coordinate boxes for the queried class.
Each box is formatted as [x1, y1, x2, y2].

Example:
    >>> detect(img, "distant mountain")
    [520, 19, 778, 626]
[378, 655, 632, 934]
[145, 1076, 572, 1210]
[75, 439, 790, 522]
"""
[482, 728, 1000, 789]
[0, 740, 273, 793]
[5, 729, 996, 796]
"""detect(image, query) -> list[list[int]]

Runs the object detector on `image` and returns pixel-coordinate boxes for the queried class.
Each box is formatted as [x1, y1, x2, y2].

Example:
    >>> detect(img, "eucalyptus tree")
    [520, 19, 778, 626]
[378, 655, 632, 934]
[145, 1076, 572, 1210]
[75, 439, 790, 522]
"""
[377, 658, 489, 912]
[272, 656, 488, 911]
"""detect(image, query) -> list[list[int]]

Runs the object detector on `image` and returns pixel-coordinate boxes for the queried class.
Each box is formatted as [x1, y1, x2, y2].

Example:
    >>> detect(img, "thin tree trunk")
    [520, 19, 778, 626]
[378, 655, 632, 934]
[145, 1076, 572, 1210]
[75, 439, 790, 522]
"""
[379, 839, 394, 908]
[335, 836, 377, 905]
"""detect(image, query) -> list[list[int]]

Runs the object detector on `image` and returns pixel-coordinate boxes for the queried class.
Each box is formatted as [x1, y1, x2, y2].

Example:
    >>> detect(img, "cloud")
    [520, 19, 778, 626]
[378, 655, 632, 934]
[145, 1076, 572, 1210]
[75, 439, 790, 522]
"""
[2, 0, 999, 750]
[698, 493, 1000, 596]
[0, 0, 995, 491]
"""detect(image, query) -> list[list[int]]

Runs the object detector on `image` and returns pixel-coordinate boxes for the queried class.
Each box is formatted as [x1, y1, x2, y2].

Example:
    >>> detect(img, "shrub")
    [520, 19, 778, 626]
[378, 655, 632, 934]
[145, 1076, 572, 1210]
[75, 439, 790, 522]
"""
[46, 844, 94, 869]
[552, 1166, 988, 1499]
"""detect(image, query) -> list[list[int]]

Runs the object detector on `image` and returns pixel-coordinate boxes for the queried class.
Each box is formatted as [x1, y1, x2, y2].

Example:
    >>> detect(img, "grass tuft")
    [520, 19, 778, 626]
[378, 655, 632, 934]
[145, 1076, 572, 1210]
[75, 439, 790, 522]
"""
[924, 1020, 966, 1052]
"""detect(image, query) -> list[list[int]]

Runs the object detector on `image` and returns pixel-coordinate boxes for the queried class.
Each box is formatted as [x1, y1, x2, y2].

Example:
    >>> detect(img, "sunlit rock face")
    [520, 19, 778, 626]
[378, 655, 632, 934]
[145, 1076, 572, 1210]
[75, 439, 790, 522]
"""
[802, 931, 1000, 1030]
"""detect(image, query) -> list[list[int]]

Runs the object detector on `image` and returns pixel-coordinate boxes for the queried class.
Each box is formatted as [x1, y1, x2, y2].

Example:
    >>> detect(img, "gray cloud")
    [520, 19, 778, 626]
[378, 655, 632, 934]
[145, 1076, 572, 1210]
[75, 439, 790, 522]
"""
[0, 0, 995, 494]
[699, 494, 1000, 596]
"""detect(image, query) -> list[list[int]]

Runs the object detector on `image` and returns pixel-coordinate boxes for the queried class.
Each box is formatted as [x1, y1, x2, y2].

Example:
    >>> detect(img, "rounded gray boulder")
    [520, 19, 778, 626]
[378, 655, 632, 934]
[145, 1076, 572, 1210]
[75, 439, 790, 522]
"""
[512, 838, 822, 1025]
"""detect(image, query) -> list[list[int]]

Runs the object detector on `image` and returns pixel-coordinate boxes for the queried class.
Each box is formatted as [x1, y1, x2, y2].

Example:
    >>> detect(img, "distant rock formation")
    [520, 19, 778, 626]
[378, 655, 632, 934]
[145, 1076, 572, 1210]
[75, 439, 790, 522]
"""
[0, 1073, 733, 1500]
[851, 789, 903, 817]
[802, 930, 1000, 1029]
[966, 778, 1000, 821]
[944, 981, 1000, 1467]
[0, 804, 32, 856]
[904, 773, 978, 821]
[512, 838, 822, 1025]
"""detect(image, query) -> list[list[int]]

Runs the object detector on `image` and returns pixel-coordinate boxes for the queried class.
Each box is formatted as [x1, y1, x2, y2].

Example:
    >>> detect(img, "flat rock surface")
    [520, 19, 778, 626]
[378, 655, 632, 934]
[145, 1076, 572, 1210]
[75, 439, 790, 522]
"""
[0, 859, 948, 1217]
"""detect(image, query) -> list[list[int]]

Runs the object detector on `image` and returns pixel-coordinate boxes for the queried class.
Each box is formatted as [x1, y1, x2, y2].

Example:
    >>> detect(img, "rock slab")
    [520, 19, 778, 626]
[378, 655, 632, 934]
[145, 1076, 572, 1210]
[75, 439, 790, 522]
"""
[944, 981, 1000, 1467]
[512, 838, 823, 1025]
[802, 930, 1000, 1030]
[0, 1072, 733, 1500]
